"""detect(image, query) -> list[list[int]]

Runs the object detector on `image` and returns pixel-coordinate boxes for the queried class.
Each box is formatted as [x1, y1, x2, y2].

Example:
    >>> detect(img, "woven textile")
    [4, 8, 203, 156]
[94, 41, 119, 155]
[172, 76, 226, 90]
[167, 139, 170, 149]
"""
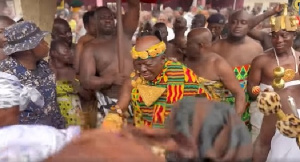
[131, 60, 200, 129]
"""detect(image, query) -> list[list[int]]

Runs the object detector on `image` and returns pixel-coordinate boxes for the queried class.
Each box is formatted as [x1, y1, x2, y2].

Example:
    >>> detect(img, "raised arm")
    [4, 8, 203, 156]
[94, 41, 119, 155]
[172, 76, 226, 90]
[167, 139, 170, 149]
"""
[247, 56, 263, 99]
[248, 29, 269, 43]
[123, 0, 140, 38]
[79, 45, 112, 90]
[248, 4, 283, 30]
[216, 58, 246, 116]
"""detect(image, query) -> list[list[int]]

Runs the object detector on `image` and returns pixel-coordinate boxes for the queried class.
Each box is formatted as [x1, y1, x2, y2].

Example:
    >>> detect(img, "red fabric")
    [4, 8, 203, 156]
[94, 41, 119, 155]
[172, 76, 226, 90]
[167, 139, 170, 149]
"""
[122, 0, 169, 3]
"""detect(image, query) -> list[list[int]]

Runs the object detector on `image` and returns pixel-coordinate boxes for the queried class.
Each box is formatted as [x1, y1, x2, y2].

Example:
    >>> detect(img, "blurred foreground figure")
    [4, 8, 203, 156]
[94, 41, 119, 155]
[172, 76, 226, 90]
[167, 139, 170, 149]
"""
[46, 97, 252, 162]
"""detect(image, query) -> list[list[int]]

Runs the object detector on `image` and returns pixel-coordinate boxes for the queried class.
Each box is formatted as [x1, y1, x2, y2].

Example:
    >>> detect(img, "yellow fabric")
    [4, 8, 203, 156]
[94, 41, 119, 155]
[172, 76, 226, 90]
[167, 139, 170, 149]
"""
[56, 80, 82, 126]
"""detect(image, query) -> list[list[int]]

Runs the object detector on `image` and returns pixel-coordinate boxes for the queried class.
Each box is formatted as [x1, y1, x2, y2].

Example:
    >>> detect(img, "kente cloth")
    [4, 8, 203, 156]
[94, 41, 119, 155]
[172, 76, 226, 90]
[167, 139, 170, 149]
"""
[56, 80, 82, 127]
[0, 72, 44, 111]
[0, 57, 65, 129]
[223, 65, 251, 130]
[96, 92, 133, 127]
[131, 60, 200, 129]
[0, 125, 80, 162]
[166, 97, 252, 162]
[198, 77, 227, 101]
[266, 109, 300, 161]
[198, 64, 251, 130]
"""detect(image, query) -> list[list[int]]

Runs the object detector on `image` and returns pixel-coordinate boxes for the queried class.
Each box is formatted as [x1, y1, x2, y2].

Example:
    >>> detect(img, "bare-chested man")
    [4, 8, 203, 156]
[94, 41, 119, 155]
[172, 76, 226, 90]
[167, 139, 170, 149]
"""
[168, 17, 187, 62]
[80, 0, 140, 124]
[248, 14, 300, 142]
[254, 86, 300, 161]
[185, 28, 245, 116]
[0, 16, 14, 61]
[74, 11, 96, 74]
[211, 8, 283, 129]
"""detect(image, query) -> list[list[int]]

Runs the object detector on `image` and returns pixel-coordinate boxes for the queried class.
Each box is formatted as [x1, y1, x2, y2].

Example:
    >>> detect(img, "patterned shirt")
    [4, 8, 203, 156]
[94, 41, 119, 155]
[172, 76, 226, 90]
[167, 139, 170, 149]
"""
[131, 60, 200, 129]
[0, 57, 65, 129]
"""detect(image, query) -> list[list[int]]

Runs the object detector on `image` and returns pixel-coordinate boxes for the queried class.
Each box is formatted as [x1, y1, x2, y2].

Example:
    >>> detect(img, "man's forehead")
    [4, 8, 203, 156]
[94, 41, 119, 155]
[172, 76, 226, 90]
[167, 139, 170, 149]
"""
[230, 11, 251, 20]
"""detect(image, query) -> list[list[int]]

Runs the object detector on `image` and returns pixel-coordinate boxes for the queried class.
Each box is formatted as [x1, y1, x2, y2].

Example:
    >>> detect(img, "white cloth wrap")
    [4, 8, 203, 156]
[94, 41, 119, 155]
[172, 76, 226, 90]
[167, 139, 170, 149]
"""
[0, 125, 81, 162]
[250, 80, 300, 142]
[0, 72, 44, 111]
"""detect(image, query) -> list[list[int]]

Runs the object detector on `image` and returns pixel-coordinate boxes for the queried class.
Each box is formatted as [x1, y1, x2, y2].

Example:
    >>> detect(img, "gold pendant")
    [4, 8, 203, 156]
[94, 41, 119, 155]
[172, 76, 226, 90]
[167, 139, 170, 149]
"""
[282, 69, 295, 82]
[272, 78, 285, 90]
[273, 66, 285, 78]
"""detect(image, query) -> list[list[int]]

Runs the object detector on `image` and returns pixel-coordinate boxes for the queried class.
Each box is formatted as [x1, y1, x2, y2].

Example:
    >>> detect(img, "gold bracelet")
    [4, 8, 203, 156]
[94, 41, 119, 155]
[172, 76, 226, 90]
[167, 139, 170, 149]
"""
[111, 105, 122, 115]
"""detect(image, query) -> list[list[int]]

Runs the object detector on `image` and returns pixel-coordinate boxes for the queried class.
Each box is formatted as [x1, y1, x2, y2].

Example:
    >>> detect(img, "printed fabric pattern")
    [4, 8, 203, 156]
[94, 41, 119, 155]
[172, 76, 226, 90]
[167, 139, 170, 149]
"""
[0, 57, 65, 129]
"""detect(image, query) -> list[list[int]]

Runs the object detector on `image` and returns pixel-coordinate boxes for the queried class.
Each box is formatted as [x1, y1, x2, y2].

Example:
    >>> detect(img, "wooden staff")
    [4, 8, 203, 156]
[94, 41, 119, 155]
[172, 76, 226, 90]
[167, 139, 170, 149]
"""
[116, 0, 124, 73]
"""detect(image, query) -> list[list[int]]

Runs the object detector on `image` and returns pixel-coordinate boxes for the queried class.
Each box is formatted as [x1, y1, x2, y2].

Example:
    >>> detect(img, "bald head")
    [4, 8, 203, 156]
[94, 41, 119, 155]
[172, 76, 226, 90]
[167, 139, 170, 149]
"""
[228, 10, 252, 39]
[135, 36, 161, 52]
[0, 16, 14, 27]
[188, 28, 212, 44]
[229, 10, 252, 23]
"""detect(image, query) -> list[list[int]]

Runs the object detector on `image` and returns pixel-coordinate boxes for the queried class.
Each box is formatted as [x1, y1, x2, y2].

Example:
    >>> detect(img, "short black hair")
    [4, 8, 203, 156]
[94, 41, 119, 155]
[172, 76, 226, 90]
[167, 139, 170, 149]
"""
[83, 11, 94, 26]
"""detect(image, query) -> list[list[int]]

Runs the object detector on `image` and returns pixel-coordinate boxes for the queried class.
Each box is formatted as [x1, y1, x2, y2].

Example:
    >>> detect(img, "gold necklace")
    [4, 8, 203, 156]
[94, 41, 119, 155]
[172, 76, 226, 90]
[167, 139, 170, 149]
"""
[274, 48, 298, 82]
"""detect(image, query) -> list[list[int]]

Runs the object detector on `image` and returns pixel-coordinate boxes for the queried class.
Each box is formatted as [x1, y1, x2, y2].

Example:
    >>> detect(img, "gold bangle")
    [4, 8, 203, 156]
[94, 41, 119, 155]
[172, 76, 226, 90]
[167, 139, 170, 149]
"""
[111, 105, 122, 115]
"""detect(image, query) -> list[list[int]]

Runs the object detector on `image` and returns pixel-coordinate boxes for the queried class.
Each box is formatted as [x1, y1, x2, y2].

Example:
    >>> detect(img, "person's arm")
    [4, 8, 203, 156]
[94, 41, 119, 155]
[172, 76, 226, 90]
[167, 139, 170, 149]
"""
[115, 79, 132, 112]
[248, 4, 283, 30]
[123, 0, 140, 37]
[248, 29, 269, 43]
[247, 56, 263, 99]
[79, 45, 113, 90]
[74, 37, 84, 74]
[216, 58, 246, 116]
[253, 115, 277, 162]
[0, 106, 19, 127]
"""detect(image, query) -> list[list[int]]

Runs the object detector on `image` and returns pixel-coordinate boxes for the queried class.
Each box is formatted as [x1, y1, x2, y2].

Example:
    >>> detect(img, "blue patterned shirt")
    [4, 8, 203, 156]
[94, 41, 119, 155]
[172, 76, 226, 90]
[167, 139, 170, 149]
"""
[0, 57, 65, 129]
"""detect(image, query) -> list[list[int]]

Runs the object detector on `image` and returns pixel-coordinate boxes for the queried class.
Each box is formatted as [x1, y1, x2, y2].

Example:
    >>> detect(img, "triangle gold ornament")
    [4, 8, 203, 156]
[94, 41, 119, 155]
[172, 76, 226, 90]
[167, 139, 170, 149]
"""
[137, 85, 166, 107]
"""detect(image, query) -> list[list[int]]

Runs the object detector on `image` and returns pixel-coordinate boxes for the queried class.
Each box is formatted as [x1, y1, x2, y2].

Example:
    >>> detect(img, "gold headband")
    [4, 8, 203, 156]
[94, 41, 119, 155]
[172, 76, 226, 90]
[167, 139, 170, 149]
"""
[270, 4, 299, 32]
[131, 41, 166, 60]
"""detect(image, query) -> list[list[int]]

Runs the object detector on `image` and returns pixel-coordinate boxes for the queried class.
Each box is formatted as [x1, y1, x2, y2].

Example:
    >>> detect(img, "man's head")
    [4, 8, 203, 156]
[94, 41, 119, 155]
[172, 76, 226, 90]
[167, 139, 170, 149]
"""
[83, 11, 96, 36]
[173, 17, 187, 33]
[4, 21, 49, 60]
[132, 35, 166, 81]
[228, 10, 252, 39]
[94, 6, 115, 36]
[207, 13, 226, 40]
[153, 23, 168, 42]
[157, 13, 168, 24]
[52, 18, 72, 47]
[50, 39, 72, 65]
[191, 14, 206, 29]
[270, 13, 298, 54]
[271, 30, 295, 54]
[187, 28, 212, 56]
[0, 16, 14, 48]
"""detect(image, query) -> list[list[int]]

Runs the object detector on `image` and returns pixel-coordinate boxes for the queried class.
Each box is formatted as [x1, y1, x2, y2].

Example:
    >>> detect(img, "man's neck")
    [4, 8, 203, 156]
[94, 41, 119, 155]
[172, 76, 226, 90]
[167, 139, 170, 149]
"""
[97, 33, 115, 40]
[174, 30, 186, 38]
[227, 35, 246, 44]
[187, 49, 208, 61]
[52, 59, 70, 69]
[274, 48, 293, 57]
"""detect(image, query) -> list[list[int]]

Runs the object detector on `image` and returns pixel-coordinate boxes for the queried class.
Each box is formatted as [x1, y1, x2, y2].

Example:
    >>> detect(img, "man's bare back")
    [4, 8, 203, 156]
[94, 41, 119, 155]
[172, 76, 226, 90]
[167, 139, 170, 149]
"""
[186, 52, 223, 80]
[212, 36, 263, 67]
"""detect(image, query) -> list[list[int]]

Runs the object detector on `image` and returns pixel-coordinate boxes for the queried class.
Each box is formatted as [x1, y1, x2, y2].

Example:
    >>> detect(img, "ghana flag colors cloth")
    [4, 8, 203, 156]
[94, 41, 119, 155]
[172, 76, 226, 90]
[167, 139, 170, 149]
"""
[131, 60, 201, 129]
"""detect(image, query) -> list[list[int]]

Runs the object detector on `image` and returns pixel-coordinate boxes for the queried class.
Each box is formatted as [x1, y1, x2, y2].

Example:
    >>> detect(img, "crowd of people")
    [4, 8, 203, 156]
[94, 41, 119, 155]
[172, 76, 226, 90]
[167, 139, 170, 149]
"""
[1, 0, 300, 161]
